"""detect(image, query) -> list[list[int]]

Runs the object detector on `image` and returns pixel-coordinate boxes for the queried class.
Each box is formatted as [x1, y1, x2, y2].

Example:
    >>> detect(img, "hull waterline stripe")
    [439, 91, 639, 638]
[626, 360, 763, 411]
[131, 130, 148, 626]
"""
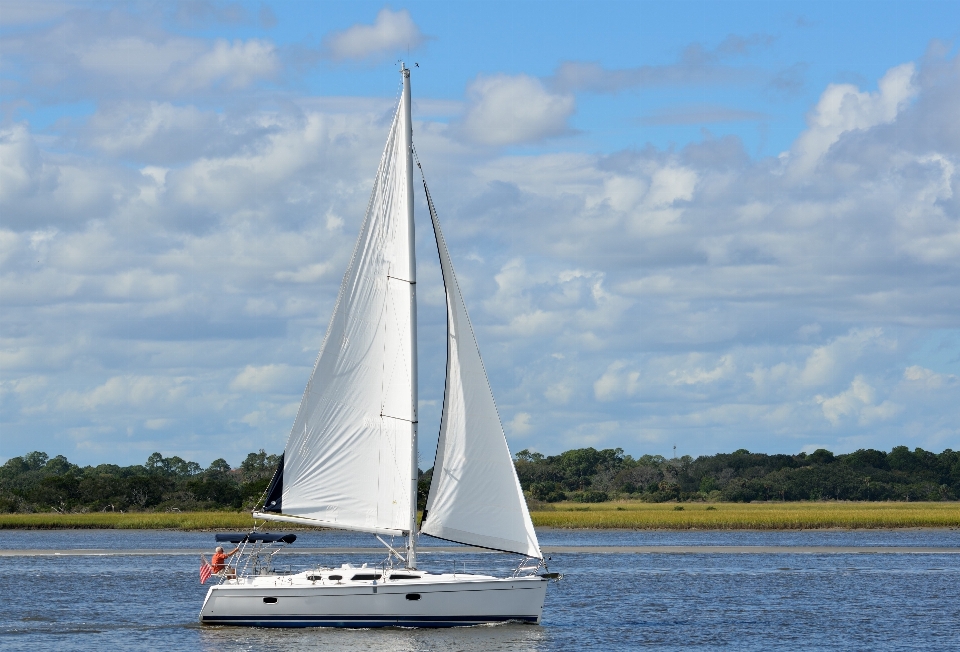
[201, 614, 539, 627]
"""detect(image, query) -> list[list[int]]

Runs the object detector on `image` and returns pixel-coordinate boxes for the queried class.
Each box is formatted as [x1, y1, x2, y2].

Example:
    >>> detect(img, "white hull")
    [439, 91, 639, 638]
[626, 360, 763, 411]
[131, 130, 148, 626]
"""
[199, 570, 547, 628]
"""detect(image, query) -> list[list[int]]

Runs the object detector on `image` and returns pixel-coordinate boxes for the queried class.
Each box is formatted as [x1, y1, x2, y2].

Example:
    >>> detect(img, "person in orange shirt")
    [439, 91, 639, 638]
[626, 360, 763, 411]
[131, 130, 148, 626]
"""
[212, 545, 240, 575]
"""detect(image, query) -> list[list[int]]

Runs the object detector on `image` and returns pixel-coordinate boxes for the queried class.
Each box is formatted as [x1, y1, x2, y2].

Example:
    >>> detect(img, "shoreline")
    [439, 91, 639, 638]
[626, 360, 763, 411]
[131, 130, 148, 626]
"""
[2, 544, 958, 556]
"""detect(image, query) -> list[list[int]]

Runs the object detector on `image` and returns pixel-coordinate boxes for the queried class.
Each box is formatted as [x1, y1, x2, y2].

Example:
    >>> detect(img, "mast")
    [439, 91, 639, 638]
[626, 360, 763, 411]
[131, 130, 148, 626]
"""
[401, 62, 419, 569]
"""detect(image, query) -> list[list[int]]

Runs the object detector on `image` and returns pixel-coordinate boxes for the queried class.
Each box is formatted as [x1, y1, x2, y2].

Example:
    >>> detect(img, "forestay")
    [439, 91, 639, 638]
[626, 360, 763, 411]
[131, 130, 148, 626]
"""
[419, 181, 542, 559]
[255, 94, 416, 536]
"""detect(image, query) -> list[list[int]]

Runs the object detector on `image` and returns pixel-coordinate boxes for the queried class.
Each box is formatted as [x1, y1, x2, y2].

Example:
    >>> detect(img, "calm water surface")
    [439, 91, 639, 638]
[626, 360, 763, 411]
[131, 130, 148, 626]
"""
[1, 529, 958, 651]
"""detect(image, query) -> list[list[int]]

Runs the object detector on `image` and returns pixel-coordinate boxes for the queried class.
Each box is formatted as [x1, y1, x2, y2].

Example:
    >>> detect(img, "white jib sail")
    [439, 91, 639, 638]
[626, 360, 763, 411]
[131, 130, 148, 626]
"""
[420, 182, 541, 559]
[265, 95, 416, 536]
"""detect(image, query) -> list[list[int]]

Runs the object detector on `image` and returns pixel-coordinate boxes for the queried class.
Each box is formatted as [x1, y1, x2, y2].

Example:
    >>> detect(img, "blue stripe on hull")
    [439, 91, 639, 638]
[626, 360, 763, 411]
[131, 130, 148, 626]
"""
[201, 614, 539, 628]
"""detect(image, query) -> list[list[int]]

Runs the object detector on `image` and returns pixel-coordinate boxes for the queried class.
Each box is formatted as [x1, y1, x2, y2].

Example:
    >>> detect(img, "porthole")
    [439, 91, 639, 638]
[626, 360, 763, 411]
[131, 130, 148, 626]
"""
[328, 574, 342, 580]
[263, 597, 278, 604]
[405, 593, 421, 601]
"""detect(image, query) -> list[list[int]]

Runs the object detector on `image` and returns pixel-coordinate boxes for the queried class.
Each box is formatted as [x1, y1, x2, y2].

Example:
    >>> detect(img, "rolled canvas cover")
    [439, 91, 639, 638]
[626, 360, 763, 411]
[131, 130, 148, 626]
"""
[420, 182, 541, 559]
[272, 97, 416, 535]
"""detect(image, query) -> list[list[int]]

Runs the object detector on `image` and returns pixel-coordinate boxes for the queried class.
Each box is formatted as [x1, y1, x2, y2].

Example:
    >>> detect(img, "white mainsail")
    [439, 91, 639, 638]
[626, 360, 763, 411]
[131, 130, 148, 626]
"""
[419, 181, 542, 560]
[255, 88, 417, 537]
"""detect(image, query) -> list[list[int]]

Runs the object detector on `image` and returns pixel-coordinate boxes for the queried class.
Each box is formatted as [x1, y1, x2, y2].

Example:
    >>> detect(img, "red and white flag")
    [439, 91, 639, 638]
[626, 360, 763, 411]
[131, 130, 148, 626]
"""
[200, 555, 213, 584]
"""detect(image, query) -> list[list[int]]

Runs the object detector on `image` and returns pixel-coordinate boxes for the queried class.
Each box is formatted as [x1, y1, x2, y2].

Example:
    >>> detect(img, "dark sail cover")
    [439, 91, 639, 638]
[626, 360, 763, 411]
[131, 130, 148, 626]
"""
[215, 532, 297, 544]
[262, 453, 284, 513]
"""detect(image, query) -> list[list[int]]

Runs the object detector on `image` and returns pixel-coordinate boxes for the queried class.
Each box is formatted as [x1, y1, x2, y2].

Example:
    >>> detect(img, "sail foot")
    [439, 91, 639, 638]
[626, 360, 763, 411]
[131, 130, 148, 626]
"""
[253, 511, 408, 537]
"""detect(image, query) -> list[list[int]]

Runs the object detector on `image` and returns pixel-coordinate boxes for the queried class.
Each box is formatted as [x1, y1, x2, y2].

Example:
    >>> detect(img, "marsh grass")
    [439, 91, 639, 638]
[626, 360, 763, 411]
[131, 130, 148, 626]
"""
[0, 511, 257, 530]
[531, 501, 960, 529]
[0, 502, 957, 530]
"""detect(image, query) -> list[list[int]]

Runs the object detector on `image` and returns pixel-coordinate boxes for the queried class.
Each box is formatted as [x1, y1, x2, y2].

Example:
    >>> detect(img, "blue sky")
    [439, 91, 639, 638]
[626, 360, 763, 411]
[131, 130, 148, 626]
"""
[1, 1, 959, 468]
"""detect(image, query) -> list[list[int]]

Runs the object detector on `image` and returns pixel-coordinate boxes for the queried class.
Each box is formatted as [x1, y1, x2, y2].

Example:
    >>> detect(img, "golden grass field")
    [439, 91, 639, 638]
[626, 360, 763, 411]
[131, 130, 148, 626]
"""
[0, 501, 957, 530]
[530, 501, 960, 529]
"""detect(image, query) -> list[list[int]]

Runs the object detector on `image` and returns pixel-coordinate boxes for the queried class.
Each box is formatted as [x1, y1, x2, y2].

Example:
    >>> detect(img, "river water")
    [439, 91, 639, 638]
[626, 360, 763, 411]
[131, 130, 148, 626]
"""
[1, 529, 958, 651]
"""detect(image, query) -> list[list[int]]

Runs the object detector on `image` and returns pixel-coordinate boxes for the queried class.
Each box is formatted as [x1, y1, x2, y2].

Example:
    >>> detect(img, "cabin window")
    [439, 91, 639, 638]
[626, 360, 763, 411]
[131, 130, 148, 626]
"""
[351, 573, 382, 581]
[263, 597, 278, 604]
[390, 574, 420, 580]
[405, 593, 421, 601]
[328, 574, 342, 580]
[307, 575, 322, 581]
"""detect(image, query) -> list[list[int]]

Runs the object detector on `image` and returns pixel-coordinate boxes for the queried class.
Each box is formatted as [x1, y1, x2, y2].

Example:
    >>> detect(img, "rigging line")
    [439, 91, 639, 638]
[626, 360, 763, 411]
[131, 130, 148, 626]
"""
[411, 142, 424, 176]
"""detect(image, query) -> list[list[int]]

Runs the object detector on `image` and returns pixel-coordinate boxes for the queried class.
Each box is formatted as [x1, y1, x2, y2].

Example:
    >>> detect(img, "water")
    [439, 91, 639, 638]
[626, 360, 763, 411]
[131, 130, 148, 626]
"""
[3, 526, 959, 549]
[1, 529, 959, 651]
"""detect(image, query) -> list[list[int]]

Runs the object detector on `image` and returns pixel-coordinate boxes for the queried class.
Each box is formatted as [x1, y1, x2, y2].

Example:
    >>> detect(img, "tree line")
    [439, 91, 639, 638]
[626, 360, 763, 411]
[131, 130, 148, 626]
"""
[0, 450, 280, 514]
[1, 445, 958, 514]
[512, 446, 960, 504]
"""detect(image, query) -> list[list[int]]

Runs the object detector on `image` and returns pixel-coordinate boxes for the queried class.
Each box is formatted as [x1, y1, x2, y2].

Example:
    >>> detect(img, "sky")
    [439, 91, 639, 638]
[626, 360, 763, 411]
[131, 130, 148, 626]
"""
[1, 1, 959, 469]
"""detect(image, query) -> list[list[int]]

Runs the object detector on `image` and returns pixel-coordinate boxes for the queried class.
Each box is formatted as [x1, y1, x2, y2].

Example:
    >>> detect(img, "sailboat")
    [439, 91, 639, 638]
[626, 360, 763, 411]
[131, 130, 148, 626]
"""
[198, 64, 552, 628]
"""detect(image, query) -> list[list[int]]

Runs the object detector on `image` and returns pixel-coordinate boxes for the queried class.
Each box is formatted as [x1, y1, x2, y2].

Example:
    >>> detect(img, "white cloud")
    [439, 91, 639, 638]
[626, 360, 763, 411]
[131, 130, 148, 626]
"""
[799, 328, 887, 387]
[815, 376, 901, 426]
[0, 124, 47, 203]
[87, 103, 221, 159]
[484, 259, 553, 336]
[230, 364, 299, 393]
[240, 410, 268, 427]
[102, 269, 179, 299]
[274, 263, 333, 284]
[174, 39, 279, 91]
[77, 35, 279, 93]
[79, 37, 201, 79]
[58, 376, 188, 411]
[903, 365, 957, 389]
[4, 11, 280, 102]
[323, 8, 426, 61]
[669, 355, 734, 385]
[0, 375, 48, 398]
[645, 165, 698, 207]
[789, 63, 917, 174]
[594, 361, 640, 402]
[545, 380, 574, 405]
[797, 323, 822, 340]
[459, 74, 575, 146]
[508, 412, 533, 436]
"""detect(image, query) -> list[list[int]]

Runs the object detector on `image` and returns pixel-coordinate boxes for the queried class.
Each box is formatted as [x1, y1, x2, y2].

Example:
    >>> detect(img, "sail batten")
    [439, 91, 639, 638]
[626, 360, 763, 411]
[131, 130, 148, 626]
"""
[419, 179, 542, 560]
